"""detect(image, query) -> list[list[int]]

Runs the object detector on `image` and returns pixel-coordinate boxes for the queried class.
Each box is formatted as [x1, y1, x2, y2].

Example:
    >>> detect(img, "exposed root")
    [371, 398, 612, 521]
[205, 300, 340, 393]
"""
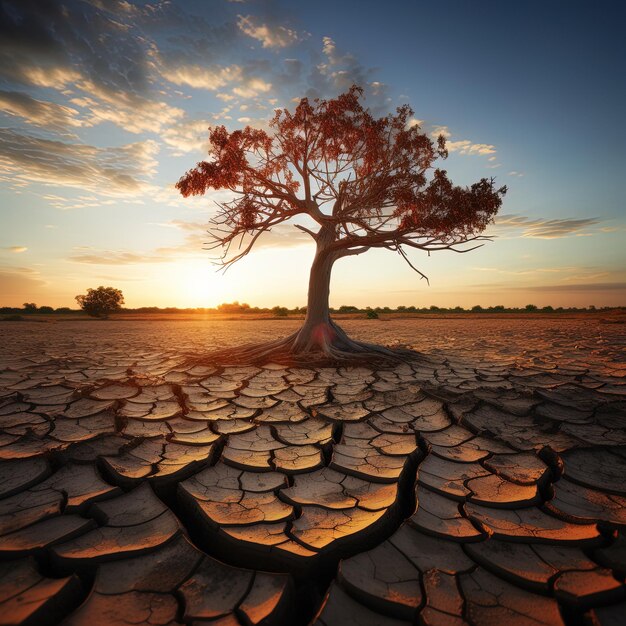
[189, 320, 421, 367]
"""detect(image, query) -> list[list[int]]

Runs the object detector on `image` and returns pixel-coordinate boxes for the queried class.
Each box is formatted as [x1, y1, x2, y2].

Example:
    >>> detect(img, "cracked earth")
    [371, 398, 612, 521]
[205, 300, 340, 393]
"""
[0, 317, 625, 625]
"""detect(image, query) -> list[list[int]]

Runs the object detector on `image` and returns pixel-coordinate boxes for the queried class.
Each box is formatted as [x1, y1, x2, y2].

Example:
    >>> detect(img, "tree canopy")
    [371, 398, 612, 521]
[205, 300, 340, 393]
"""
[75, 286, 124, 318]
[177, 85, 506, 280]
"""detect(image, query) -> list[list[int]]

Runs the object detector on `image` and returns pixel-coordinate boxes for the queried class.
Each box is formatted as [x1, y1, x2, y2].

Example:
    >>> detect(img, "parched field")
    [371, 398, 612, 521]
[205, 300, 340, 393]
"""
[0, 317, 625, 625]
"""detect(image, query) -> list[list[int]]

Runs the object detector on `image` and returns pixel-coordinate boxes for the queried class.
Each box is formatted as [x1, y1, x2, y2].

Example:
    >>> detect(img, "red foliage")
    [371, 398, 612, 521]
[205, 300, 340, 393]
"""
[176, 86, 506, 268]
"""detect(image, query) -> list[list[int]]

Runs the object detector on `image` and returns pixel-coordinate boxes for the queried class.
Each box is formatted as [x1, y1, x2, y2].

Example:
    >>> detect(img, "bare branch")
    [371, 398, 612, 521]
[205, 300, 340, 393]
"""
[397, 245, 430, 285]
[294, 224, 319, 239]
[336, 245, 370, 258]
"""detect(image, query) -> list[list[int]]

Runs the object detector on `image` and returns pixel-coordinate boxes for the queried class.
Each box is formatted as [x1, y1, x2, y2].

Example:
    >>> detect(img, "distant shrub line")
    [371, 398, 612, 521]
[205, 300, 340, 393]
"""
[2, 301, 622, 319]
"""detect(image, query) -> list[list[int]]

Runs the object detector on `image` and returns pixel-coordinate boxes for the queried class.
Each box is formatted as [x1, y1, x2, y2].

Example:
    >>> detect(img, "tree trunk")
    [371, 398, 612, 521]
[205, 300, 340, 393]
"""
[196, 229, 415, 364]
[292, 235, 338, 352]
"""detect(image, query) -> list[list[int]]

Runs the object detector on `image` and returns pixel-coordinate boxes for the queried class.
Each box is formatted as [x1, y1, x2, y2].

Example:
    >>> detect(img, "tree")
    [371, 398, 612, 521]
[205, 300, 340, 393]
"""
[176, 86, 505, 362]
[75, 286, 124, 318]
[22, 303, 37, 313]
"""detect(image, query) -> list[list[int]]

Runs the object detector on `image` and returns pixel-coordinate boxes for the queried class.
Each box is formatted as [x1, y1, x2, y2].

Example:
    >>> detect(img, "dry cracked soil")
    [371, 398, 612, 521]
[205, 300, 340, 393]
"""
[0, 317, 625, 626]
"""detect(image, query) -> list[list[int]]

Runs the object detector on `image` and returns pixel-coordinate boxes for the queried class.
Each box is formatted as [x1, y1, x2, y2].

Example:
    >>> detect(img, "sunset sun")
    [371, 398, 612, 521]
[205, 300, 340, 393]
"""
[171, 259, 223, 308]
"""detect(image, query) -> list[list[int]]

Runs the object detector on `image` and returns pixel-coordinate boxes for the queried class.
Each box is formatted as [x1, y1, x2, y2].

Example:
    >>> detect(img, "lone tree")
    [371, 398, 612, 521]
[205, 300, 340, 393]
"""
[76, 286, 124, 318]
[177, 86, 505, 362]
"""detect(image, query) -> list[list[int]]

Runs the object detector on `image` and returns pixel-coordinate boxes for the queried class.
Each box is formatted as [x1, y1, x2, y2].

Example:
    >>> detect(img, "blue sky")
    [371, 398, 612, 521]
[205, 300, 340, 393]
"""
[0, 0, 624, 308]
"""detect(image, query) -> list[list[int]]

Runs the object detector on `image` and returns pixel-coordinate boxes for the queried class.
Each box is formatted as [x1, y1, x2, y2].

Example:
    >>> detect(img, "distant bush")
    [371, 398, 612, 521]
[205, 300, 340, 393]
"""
[525, 304, 538, 311]
[217, 301, 251, 314]
[272, 306, 289, 317]
[338, 305, 359, 313]
[22, 302, 37, 313]
[38, 306, 54, 314]
[366, 310, 379, 319]
[3, 314, 23, 321]
[471, 305, 483, 312]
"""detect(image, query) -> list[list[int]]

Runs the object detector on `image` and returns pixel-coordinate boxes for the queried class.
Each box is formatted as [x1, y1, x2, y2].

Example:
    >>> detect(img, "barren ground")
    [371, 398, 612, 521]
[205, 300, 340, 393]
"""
[0, 317, 624, 625]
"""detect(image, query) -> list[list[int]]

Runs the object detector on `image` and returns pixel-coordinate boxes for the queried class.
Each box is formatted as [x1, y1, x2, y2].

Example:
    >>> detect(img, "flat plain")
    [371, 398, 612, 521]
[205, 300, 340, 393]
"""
[0, 315, 625, 625]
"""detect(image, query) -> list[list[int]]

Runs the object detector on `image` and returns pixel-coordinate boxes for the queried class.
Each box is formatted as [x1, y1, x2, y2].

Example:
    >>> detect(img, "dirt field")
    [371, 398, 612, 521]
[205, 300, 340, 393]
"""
[2, 315, 625, 374]
[0, 316, 625, 625]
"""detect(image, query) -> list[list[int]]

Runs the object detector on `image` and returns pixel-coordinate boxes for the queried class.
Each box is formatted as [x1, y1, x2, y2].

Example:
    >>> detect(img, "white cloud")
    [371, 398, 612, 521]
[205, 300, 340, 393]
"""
[237, 15, 301, 48]
[232, 78, 272, 98]
[431, 125, 496, 156]
[21, 66, 82, 89]
[431, 125, 451, 139]
[450, 141, 496, 156]
[72, 79, 185, 134]
[159, 61, 271, 100]
[160, 64, 243, 90]
[162, 119, 210, 155]
[322, 36, 337, 61]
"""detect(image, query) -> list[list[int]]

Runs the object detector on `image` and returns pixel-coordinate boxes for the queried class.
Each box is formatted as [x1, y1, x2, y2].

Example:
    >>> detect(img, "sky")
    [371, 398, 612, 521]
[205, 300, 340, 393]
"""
[0, 0, 624, 309]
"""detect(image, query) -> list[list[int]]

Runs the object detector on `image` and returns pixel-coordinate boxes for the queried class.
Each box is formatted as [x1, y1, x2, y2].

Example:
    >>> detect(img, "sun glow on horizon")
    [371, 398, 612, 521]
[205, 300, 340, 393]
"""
[164, 259, 225, 308]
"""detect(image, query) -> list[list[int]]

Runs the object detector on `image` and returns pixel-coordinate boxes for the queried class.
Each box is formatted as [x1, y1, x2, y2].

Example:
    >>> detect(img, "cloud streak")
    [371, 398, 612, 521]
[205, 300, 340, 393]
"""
[494, 214, 600, 239]
[512, 282, 626, 292]
[69, 220, 314, 266]
[0, 129, 159, 197]
[0, 90, 87, 132]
